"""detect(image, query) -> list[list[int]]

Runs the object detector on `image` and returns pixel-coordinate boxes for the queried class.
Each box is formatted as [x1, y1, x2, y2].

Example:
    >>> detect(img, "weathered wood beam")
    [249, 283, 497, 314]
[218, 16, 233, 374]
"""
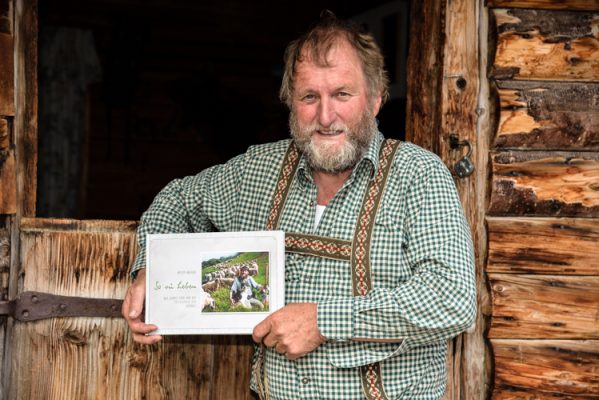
[490, 339, 599, 398]
[405, 0, 444, 152]
[491, 8, 599, 81]
[0, 118, 16, 214]
[494, 80, 599, 150]
[0, 33, 14, 116]
[489, 0, 599, 11]
[0, 225, 8, 298]
[437, 1, 490, 400]
[487, 216, 599, 275]
[488, 274, 599, 339]
[13, 0, 37, 218]
[488, 151, 599, 217]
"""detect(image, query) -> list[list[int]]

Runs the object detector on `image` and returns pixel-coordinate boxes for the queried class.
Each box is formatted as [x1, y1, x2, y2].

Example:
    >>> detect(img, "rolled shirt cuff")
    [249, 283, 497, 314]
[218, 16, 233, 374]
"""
[317, 297, 355, 341]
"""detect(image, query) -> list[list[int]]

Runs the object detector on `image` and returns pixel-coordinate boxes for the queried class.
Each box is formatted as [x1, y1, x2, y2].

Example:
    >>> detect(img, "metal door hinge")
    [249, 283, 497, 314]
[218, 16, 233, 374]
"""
[0, 291, 123, 322]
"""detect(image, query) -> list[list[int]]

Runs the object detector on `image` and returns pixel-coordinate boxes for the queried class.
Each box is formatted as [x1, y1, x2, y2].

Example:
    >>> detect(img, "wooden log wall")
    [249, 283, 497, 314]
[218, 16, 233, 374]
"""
[7, 218, 255, 400]
[487, 3, 599, 398]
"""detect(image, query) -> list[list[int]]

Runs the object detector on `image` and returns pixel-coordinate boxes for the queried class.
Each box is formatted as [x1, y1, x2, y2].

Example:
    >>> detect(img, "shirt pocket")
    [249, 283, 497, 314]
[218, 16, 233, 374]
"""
[370, 207, 411, 288]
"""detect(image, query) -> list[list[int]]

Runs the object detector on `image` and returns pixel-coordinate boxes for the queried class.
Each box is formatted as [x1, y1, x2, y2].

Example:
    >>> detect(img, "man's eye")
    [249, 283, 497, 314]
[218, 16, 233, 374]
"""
[336, 92, 351, 98]
[302, 94, 317, 102]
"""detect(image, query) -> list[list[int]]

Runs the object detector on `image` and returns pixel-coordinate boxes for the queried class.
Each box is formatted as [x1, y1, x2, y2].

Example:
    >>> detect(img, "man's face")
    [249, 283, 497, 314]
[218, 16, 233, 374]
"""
[289, 39, 382, 174]
[242, 270, 249, 278]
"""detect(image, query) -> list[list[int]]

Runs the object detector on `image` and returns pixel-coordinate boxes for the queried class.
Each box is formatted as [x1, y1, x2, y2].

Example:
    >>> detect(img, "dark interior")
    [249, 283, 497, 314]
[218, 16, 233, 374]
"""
[37, 0, 410, 220]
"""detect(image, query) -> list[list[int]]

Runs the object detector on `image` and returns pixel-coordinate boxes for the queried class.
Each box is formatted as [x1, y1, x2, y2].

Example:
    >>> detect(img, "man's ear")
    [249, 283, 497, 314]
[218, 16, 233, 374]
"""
[371, 94, 383, 117]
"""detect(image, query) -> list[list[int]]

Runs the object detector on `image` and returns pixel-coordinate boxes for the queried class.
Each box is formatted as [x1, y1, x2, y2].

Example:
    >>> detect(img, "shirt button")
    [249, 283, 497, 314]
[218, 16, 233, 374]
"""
[301, 377, 310, 385]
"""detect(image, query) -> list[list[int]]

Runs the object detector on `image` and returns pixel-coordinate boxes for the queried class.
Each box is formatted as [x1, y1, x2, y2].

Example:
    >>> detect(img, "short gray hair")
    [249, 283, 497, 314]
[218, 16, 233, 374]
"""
[279, 10, 389, 108]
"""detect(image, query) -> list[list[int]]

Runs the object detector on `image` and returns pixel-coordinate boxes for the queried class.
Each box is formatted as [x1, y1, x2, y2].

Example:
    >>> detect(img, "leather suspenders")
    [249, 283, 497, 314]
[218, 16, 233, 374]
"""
[258, 138, 401, 400]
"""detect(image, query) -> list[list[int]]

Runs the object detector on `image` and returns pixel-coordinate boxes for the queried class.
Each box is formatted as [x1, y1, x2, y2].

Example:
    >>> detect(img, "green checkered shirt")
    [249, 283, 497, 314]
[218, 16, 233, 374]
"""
[132, 132, 476, 399]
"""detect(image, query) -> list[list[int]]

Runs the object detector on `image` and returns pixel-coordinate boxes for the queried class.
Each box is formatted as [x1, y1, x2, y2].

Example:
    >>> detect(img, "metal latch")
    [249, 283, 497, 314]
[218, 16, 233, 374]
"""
[0, 291, 124, 322]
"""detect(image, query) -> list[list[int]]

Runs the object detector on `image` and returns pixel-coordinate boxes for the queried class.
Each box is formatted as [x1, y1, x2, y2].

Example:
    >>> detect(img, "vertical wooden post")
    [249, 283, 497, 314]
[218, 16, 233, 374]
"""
[4, 0, 37, 397]
[408, 0, 492, 398]
[438, 0, 491, 399]
[405, 0, 445, 153]
[12, 0, 37, 220]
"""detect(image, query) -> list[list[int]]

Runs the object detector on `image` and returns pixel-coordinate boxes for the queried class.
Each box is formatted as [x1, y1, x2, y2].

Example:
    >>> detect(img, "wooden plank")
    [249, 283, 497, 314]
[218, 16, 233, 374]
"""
[491, 339, 599, 398]
[0, 32, 14, 116]
[488, 151, 599, 217]
[211, 335, 254, 400]
[0, 117, 16, 214]
[0, 222, 8, 300]
[0, 216, 7, 400]
[487, 217, 599, 275]
[494, 80, 599, 150]
[7, 218, 218, 399]
[489, 0, 599, 11]
[488, 274, 599, 339]
[14, 0, 37, 217]
[491, 8, 599, 82]
[437, 1, 489, 399]
[405, 0, 444, 153]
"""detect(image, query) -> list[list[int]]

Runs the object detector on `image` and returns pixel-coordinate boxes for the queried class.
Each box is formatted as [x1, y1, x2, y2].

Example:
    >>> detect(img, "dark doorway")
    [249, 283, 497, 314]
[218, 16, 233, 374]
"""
[37, 0, 410, 220]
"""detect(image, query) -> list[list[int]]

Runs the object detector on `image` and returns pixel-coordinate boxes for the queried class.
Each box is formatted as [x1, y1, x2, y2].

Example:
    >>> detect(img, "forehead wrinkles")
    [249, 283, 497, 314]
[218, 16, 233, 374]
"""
[293, 41, 366, 90]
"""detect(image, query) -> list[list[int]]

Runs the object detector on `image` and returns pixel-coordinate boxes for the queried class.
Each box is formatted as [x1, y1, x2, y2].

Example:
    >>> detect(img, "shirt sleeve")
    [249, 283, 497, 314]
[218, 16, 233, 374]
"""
[317, 159, 476, 366]
[130, 153, 246, 277]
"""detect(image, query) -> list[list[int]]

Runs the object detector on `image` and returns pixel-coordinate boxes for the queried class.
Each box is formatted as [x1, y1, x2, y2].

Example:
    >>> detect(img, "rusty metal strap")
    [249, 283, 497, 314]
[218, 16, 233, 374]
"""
[0, 291, 123, 322]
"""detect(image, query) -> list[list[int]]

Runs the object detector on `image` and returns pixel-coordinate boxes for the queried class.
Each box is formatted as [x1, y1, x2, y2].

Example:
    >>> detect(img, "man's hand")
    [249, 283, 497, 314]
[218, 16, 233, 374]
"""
[122, 269, 162, 344]
[252, 303, 325, 360]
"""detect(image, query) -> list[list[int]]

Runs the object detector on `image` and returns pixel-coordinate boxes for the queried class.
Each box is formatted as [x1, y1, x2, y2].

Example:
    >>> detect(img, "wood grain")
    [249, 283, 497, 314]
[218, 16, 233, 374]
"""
[488, 274, 599, 339]
[405, 0, 444, 153]
[0, 32, 14, 117]
[491, 8, 599, 82]
[489, 0, 599, 11]
[0, 225, 8, 301]
[487, 217, 599, 275]
[1, 117, 16, 215]
[438, 1, 488, 399]
[489, 151, 599, 217]
[7, 218, 256, 399]
[491, 339, 599, 398]
[14, 0, 36, 217]
[495, 80, 599, 150]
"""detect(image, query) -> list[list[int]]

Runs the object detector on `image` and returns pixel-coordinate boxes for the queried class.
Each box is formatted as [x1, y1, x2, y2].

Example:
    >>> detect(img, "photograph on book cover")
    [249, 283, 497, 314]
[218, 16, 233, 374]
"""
[145, 230, 285, 335]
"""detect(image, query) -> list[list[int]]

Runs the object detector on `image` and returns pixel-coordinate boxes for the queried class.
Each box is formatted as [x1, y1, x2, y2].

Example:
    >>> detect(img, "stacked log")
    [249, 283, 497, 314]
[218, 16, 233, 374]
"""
[487, 3, 599, 398]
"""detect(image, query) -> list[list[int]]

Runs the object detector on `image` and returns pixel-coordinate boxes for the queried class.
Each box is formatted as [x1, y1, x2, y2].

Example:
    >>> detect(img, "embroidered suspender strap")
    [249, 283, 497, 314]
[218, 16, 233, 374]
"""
[351, 138, 400, 296]
[265, 142, 301, 231]
[264, 142, 354, 260]
[285, 232, 351, 261]
[354, 138, 400, 400]
[262, 138, 400, 400]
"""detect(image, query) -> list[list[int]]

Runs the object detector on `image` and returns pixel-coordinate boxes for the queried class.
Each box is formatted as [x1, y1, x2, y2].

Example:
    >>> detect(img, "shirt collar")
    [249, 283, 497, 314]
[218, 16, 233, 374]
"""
[296, 131, 385, 184]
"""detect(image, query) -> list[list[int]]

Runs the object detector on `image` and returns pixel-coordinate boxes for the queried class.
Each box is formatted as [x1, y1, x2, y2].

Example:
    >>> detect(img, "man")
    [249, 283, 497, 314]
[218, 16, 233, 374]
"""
[123, 11, 476, 399]
[230, 266, 265, 309]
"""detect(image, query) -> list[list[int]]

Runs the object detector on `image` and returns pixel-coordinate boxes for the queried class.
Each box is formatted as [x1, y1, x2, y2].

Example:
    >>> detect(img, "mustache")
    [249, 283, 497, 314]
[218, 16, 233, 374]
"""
[298, 122, 350, 135]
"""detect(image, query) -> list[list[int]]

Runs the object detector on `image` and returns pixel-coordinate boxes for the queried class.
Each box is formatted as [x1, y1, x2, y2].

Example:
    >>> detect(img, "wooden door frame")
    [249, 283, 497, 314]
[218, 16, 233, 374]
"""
[3, 0, 37, 397]
[407, 0, 491, 399]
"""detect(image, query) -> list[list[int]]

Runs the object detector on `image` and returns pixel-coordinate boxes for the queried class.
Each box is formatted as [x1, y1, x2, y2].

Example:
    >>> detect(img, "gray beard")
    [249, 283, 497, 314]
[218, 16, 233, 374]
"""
[289, 110, 377, 174]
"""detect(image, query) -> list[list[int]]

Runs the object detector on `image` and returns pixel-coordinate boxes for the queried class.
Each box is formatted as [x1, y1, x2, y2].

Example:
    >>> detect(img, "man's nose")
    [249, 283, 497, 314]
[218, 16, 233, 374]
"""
[317, 97, 336, 127]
